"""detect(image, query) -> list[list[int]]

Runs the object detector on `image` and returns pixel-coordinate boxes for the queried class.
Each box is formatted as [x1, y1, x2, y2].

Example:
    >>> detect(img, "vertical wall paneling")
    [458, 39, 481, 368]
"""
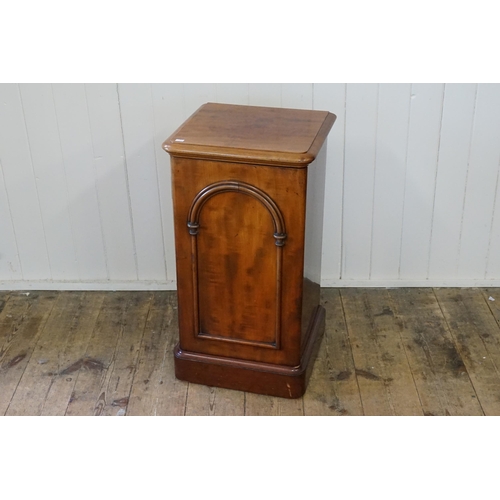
[2, 83, 500, 289]
[399, 83, 444, 280]
[428, 84, 477, 279]
[118, 83, 167, 281]
[370, 84, 411, 280]
[313, 83, 346, 281]
[248, 84, 282, 107]
[151, 83, 185, 282]
[281, 83, 313, 109]
[0, 84, 50, 280]
[487, 171, 500, 278]
[183, 84, 217, 117]
[84, 84, 137, 281]
[215, 84, 249, 105]
[458, 83, 500, 279]
[52, 84, 107, 280]
[342, 83, 379, 280]
[18, 83, 79, 280]
[0, 158, 22, 280]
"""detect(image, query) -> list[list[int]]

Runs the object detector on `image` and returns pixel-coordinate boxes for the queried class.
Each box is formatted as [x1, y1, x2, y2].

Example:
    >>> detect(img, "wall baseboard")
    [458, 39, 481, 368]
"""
[321, 279, 500, 288]
[1, 278, 500, 291]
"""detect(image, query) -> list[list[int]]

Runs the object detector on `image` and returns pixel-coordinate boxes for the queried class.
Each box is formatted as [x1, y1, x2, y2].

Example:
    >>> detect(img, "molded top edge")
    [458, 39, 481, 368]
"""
[162, 103, 336, 167]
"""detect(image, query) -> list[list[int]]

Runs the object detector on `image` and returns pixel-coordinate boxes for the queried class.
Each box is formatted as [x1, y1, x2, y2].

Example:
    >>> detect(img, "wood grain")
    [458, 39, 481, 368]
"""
[185, 385, 245, 416]
[64, 292, 152, 416]
[0, 292, 58, 415]
[388, 288, 482, 416]
[163, 102, 335, 167]
[127, 292, 187, 416]
[340, 288, 423, 415]
[41, 292, 105, 415]
[165, 103, 333, 397]
[0, 292, 30, 354]
[303, 288, 363, 416]
[244, 392, 304, 416]
[1, 289, 500, 415]
[435, 288, 500, 415]
[170, 157, 308, 366]
[6, 292, 104, 415]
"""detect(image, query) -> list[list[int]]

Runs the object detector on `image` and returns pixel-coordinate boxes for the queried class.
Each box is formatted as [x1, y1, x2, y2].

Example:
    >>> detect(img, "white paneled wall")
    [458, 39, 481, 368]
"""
[1, 83, 500, 289]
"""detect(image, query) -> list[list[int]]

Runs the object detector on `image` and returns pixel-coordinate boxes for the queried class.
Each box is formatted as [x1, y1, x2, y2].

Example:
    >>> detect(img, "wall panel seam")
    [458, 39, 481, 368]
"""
[18, 83, 52, 279]
[51, 83, 81, 280]
[368, 83, 380, 279]
[339, 83, 347, 279]
[426, 83, 446, 279]
[0, 157, 23, 279]
[116, 83, 139, 278]
[484, 150, 500, 278]
[456, 84, 479, 276]
[84, 84, 110, 280]
[397, 84, 413, 279]
[150, 83, 168, 280]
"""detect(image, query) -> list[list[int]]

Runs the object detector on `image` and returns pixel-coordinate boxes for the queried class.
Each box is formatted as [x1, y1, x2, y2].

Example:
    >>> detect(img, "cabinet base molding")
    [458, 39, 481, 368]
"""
[174, 306, 325, 399]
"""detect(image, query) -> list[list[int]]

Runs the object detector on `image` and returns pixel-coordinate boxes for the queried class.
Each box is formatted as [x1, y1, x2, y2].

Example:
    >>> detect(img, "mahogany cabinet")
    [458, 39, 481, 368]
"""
[163, 103, 336, 398]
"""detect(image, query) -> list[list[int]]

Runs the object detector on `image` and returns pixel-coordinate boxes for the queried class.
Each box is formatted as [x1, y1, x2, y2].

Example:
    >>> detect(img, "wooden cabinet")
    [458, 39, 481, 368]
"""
[163, 103, 336, 398]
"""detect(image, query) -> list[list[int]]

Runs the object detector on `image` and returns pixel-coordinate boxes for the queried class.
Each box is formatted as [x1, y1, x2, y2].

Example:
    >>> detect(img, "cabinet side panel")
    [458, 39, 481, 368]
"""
[302, 143, 328, 345]
[170, 157, 197, 345]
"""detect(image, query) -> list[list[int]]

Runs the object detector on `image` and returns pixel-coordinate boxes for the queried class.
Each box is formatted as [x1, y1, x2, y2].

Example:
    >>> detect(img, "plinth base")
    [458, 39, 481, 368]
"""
[174, 305, 325, 399]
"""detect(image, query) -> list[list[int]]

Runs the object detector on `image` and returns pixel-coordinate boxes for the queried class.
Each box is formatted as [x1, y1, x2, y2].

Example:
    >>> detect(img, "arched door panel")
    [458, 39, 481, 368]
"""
[187, 181, 286, 349]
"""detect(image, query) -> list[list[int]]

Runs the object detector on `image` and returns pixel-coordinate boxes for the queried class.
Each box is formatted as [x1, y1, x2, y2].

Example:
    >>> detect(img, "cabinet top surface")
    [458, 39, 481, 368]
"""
[163, 103, 336, 167]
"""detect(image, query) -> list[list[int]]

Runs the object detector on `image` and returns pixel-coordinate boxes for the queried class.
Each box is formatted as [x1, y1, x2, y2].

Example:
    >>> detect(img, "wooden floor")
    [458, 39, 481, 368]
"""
[1, 288, 500, 416]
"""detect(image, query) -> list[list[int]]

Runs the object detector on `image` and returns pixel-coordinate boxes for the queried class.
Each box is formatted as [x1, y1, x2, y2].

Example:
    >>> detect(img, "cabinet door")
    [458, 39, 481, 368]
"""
[172, 158, 307, 365]
[190, 180, 286, 350]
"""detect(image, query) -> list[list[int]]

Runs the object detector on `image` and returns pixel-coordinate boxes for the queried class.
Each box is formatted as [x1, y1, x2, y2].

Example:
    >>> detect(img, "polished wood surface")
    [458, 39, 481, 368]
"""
[174, 306, 324, 399]
[165, 103, 335, 397]
[170, 157, 307, 366]
[163, 102, 336, 167]
[2, 289, 500, 415]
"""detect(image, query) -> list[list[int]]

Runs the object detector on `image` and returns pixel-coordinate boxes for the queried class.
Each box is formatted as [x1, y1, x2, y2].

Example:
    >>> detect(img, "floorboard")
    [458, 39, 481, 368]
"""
[340, 288, 423, 416]
[185, 385, 246, 416]
[2, 288, 499, 416]
[244, 392, 304, 416]
[389, 288, 483, 416]
[434, 288, 500, 416]
[303, 288, 363, 416]
[41, 292, 106, 416]
[64, 292, 152, 416]
[0, 292, 58, 415]
[128, 292, 187, 416]
[7, 292, 105, 416]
